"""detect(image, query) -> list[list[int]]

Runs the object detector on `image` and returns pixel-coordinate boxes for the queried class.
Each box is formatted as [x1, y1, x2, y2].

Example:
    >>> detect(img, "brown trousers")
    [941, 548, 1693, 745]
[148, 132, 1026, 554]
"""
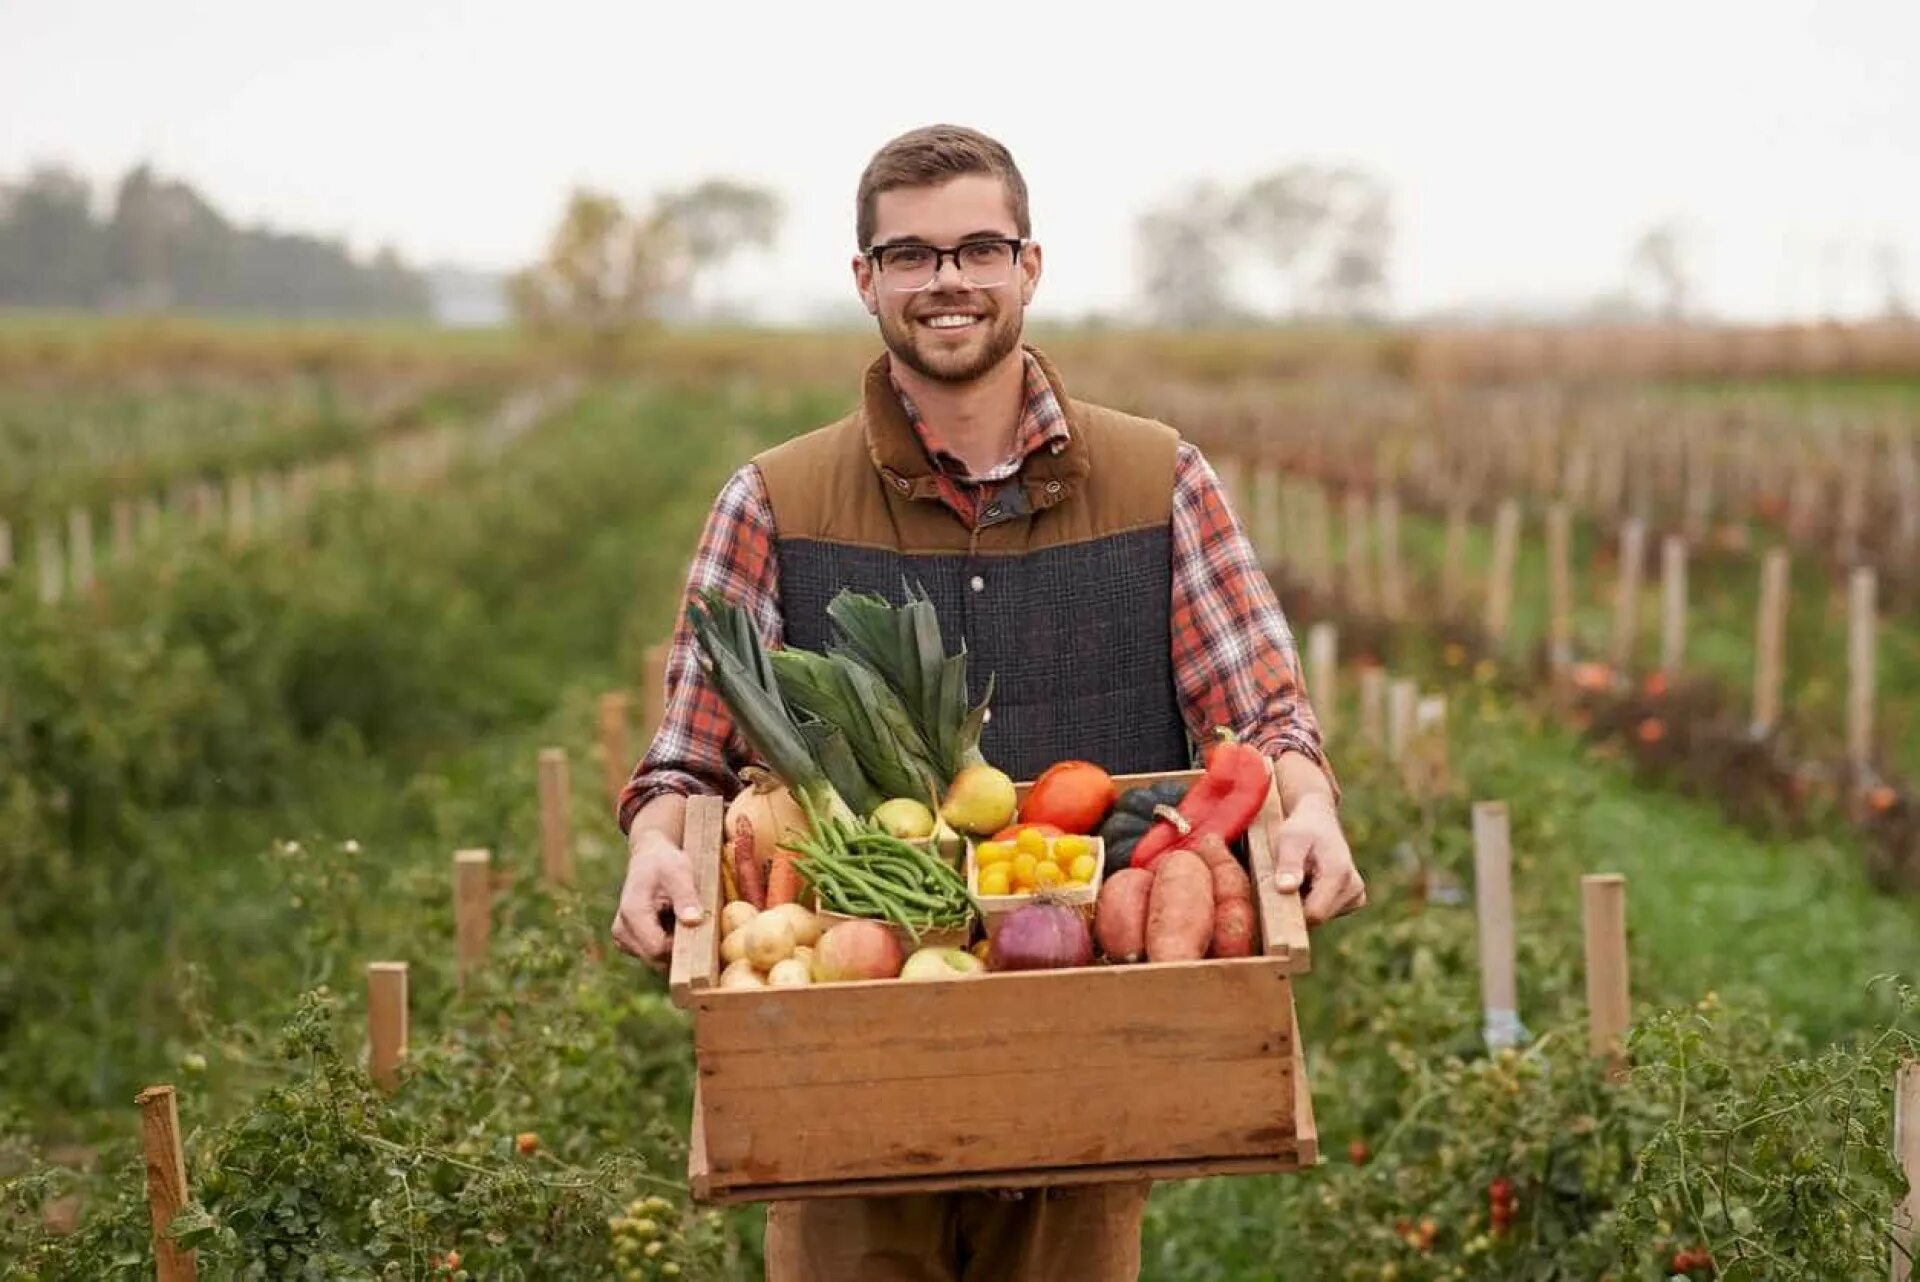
[763, 1183, 1151, 1282]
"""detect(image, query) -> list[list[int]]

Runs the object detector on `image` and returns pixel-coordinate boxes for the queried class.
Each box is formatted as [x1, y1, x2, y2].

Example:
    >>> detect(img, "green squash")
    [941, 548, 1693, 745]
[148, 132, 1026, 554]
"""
[1097, 779, 1189, 877]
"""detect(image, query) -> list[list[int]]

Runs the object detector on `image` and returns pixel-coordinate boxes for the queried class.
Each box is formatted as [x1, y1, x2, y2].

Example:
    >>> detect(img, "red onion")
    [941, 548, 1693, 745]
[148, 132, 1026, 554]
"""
[988, 900, 1094, 971]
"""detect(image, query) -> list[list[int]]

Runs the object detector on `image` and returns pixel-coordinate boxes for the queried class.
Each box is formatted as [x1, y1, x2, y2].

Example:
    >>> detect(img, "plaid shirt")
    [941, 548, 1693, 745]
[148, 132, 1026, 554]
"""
[617, 353, 1336, 831]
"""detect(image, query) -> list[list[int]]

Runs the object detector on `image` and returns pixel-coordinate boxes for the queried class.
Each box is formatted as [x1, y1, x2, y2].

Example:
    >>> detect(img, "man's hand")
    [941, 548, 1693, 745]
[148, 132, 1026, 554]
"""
[610, 829, 705, 971]
[1269, 792, 1366, 927]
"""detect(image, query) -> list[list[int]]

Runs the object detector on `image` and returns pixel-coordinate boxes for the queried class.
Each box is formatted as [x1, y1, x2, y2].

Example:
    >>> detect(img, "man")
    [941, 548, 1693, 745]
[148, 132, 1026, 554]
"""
[611, 123, 1364, 1281]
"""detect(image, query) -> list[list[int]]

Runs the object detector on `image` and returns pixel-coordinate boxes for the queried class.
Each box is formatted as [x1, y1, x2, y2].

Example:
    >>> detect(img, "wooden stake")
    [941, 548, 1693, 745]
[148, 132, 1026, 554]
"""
[1441, 498, 1469, 618]
[1387, 677, 1417, 765]
[67, 507, 95, 593]
[35, 527, 63, 604]
[0, 518, 11, 575]
[1752, 549, 1790, 735]
[1410, 694, 1449, 797]
[1546, 503, 1573, 673]
[1343, 489, 1375, 613]
[1896, 1058, 1919, 1282]
[1484, 498, 1521, 648]
[1609, 517, 1647, 670]
[366, 962, 408, 1091]
[111, 498, 135, 561]
[642, 642, 671, 744]
[1472, 802, 1523, 1050]
[1306, 484, 1335, 597]
[538, 748, 573, 889]
[1659, 535, 1688, 678]
[1581, 874, 1630, 1077]
[598, 691, 632, 809]
[1848, 567, 1877, 777]
[1251, 464, 1282, 566]
[1358, 666, 1387, 749]
[1306, 622, 1337, 741]
[1376, 490, 1406, 619]
[136, 1085, 197, 1281]
[453, 849, 491, 985]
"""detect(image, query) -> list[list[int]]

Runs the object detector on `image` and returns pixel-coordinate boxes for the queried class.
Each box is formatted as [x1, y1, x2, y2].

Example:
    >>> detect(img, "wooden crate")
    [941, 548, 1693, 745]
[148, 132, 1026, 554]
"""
[670, 763, 1318, 1204]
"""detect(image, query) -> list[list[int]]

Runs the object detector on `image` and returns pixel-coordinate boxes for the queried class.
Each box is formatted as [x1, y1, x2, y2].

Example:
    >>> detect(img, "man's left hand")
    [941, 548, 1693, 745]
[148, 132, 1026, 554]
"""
[1269, 793, 1366, 927]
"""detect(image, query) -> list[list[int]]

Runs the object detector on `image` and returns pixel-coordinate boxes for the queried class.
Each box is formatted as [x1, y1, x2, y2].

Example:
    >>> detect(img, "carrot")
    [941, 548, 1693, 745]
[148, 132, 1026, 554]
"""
[1192, 834, 1256, 958]
[729, 817, 767, 908]
[1145, 848, 1215, 963]
[1095, 868, 1154, 962]
[766, 851, 803, 908]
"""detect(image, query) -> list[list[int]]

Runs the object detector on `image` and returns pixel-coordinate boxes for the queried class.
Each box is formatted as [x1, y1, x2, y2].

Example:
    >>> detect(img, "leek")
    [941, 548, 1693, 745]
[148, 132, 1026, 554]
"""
[684, 590, 864, 821]
[826, 582, 993, 780]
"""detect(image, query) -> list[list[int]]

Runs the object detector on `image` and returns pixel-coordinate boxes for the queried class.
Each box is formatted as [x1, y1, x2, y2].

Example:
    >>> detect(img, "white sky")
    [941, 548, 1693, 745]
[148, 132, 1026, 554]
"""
[2, 0, 1917, 323]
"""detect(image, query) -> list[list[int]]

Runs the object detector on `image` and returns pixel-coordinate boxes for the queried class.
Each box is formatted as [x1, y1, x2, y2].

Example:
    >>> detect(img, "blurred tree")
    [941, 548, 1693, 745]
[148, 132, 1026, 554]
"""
[1628, 221, 1692, 322]
[1231, 165, 1392, 321]
[509, 179, 781, 336]
[0, 161, 429, 317]
[1873, 241, 1910, 320]
[1135, 182, 1240, 329]
[0, 167, 109, 306]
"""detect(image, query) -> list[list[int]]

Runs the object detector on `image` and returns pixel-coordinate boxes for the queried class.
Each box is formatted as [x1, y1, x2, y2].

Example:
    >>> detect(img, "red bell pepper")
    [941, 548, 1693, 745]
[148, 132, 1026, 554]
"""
[1130, 729, 1271, 871]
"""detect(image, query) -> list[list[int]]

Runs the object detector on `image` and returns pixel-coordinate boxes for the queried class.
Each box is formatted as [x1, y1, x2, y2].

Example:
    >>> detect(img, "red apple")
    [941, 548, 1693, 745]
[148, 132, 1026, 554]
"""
[811, 921, 904, 983]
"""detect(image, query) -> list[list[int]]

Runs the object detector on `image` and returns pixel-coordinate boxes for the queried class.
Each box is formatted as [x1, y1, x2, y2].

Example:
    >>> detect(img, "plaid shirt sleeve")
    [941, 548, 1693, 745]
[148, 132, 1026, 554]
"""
[1170, 441, 1340, 802]
[616, 464, 782, 833]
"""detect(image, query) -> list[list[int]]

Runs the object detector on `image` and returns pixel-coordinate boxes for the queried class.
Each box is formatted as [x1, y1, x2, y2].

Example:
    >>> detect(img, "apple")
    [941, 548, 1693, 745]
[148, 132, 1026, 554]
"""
[811, 920, 904, 983]
[900, 946, 987, 981]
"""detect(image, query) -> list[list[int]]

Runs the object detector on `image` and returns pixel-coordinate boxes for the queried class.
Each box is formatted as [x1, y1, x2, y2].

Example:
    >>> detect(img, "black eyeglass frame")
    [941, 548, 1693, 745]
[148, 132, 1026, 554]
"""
[863, 237, 1029, 290]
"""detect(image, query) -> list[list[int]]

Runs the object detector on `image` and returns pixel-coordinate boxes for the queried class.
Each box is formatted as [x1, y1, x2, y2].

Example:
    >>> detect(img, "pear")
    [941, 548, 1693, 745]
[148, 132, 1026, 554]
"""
[939, 763, 1018, 836]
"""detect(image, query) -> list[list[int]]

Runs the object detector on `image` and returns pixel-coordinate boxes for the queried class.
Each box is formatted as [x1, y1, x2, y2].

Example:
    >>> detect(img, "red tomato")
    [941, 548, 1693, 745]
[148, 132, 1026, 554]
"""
[1018, 761, 1117, 834]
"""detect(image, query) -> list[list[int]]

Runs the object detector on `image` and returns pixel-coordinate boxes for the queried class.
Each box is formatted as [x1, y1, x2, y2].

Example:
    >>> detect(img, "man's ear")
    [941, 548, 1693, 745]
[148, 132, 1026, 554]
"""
[851, 253, 879, 315]
[1019, 241, 1043, 307]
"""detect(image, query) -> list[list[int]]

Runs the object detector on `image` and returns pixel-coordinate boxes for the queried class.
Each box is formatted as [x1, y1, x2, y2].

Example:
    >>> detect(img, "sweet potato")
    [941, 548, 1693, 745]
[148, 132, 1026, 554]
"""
[1095, 868, 1155, 962]
[1192, 834, 1257, 958]
[1145, 848, 1215, 963]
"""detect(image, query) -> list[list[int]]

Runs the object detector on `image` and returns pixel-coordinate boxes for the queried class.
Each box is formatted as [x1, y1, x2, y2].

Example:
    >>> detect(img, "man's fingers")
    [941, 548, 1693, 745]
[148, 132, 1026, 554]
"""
[1271, 824, 1313, 894]
[1304, 870, 1367, 926]
[656, 855, 705, 924]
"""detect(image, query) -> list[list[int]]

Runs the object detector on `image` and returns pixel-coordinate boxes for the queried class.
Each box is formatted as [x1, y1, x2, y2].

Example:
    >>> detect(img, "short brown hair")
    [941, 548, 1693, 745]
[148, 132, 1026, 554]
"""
[855, 124, 1030, 250]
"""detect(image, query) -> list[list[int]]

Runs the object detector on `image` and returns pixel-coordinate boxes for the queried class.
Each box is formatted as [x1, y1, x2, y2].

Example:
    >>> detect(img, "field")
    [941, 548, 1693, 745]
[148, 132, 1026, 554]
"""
[3, 319, 1919, 1280]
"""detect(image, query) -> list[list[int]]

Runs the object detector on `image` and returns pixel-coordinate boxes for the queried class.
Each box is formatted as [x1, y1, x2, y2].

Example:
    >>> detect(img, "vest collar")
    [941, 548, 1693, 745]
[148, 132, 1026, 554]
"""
[862, 344, 1092, 514]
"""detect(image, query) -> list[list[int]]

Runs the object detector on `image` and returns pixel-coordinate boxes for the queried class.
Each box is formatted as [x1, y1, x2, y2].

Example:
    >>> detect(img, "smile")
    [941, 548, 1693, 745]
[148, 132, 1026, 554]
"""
[920, 314, 984, 331]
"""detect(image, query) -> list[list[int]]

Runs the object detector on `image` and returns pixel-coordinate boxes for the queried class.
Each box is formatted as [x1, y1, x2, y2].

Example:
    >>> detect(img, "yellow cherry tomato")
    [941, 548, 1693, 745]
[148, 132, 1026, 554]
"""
[1014, 827, 1048, 859]
[977, 864, 1012, 897]
[1068, 852, 1098, 883]
[1010, 852, 1038, 887]
[975, 841, 1014, 866]
[1033, 859, 1065, 889]
[1053, 835, 1092, 863]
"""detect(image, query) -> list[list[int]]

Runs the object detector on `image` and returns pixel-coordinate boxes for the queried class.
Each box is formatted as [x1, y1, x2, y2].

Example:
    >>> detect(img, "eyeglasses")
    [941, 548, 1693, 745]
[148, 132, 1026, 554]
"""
[865, 238, 1027, 292]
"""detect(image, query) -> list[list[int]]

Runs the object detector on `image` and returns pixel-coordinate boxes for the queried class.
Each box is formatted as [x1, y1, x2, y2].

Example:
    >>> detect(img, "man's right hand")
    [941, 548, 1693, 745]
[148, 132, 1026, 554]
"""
[610, 829, 706, 971]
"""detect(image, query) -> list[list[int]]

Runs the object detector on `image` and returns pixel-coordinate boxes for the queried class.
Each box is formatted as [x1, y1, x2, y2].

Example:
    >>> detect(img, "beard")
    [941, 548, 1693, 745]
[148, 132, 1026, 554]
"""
[877, 293, 1025, 384]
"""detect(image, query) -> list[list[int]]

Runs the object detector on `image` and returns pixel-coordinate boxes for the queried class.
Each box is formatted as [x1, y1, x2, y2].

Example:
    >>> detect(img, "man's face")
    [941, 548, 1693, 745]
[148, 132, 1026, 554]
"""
[852, 173, 1043, 384]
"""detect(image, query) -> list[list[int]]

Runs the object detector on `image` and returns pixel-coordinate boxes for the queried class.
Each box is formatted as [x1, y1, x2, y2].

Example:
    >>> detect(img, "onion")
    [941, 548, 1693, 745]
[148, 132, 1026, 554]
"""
[988, 899, 1094, 972]
[726, 766, 809, 875]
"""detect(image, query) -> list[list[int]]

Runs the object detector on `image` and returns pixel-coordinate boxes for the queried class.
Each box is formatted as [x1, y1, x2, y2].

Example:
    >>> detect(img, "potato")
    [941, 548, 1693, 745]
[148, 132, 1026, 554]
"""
[719, 958, 765, 989]
[764, 902, 821, 947]
[1145, 849, 1215, 963]
[744, 913, 797, 970]
[721, 900, 759, 935]
[1095, 868, 1154, 963]
[720, 927, 749, 965]
[766, 958, 812, 988]
[1192, 835, 1256, 958]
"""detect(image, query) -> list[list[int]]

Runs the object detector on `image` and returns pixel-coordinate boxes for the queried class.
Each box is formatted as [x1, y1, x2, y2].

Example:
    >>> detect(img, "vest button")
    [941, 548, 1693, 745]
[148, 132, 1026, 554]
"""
[1045, 481, 1062, 495]
[894, 476, 911, 492]
[969, 575, 985, 593]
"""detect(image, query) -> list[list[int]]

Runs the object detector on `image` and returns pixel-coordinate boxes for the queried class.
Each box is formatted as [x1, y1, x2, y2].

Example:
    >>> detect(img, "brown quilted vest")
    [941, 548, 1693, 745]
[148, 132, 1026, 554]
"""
[752, 346, 1195, 781]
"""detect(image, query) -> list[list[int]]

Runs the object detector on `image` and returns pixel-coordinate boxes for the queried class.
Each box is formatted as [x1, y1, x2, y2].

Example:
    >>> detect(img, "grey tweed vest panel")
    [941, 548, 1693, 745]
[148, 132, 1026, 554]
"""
[775, 529, 1194, 784]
